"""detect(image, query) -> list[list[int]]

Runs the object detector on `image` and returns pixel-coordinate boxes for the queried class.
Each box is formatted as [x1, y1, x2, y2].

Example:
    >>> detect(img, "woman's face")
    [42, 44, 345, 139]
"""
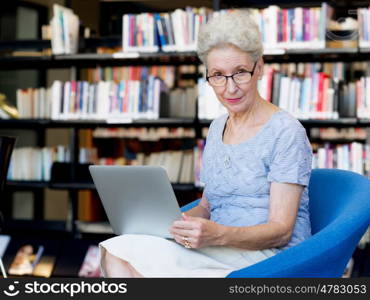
[206, 46, 262, 115]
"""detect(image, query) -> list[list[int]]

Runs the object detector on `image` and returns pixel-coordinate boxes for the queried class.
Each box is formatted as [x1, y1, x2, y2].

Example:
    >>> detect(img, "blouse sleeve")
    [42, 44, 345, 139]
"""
[267, 125, 313, 186]
[199, 119, 217, 185]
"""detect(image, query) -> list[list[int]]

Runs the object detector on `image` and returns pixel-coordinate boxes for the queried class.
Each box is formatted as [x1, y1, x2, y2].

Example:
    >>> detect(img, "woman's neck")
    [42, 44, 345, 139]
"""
[227, 96, 262, 128]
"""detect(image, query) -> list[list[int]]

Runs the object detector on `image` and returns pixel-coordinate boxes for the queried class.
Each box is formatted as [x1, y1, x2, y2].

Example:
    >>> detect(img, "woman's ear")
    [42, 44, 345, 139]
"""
[257, 57, 264, 80]
[255, 57, 263, 80]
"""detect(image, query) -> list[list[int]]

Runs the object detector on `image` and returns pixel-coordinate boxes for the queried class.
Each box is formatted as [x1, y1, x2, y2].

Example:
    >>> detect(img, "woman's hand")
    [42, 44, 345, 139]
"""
[169, 213, 223, 249]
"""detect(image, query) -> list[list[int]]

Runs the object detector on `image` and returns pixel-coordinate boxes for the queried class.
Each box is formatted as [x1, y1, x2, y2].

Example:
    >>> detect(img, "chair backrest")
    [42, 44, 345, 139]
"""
[308, 168, 370, 235]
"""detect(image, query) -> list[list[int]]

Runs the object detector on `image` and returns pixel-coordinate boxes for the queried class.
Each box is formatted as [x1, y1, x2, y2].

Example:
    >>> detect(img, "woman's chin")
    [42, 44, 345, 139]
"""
[223, 102, 245, 114]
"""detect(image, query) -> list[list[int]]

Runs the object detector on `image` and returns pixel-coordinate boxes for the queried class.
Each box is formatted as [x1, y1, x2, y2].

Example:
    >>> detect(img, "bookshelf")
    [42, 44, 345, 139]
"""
[1, 0, 370, 277]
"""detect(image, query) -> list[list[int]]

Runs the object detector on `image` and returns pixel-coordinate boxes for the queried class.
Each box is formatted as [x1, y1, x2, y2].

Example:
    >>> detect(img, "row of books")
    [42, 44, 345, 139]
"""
[11, 77, 370, 121]
[259, 62, 370, 119]
[81, 66, 176, 89]
[7, 146, 98, 181]
[50, 4, 79, 55]
[121, 5, 330, 52]
[7, 146, 70, 181]
[0, 235, 101, 277]
[355, 77, 370, 118]
[16, 88, 52, 119]
[240, 4, 329, 50]
[120, 3, 370, 53]
[312, 142, 370, 176]
[260, 62, 349, 82]
[96, 150, 195, 184]
[15, 80, 198, 120]
[310, 127, 368, 140]
[122, 7, 211, 52]
[93, 127, 196, 140]
[198, 62, 370, 120]
[16, 77, 167, 121]
[8, 147, 70, 181]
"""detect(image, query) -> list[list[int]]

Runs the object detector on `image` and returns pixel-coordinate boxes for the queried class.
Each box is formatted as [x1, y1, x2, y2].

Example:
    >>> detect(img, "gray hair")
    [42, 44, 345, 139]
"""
[197, 10, 263, 65]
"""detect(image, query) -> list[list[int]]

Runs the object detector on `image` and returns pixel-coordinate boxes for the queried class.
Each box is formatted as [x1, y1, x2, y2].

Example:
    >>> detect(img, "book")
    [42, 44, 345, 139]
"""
[51, 4, 79, 55]
[7, 146, 71, 181]
[0, 235, 11, 258]
[8, 244, 44, 276]
[312, 142, 369, 176]
[32, 256, 56, 278]
[78, 245, 102, 277]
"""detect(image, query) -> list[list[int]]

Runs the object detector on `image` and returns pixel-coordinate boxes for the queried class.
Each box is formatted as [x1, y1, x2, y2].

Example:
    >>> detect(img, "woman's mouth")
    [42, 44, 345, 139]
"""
[225, 97, 242, 104]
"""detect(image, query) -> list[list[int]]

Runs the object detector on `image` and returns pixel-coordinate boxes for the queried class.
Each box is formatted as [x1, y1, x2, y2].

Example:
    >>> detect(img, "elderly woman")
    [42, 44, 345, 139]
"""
[99, 10, 313, 277]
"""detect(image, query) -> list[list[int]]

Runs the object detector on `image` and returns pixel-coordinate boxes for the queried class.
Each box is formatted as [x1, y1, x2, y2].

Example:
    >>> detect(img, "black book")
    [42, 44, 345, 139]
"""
[271, 72, 282, 107]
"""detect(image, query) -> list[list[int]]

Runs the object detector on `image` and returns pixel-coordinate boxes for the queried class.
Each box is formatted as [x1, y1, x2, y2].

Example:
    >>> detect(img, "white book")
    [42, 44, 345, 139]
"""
[51, 81, 62, 120]
[171, 10, 183, 51]
[365, 77, 370, 110]
[318, 148, 326, 169]
[16, 89, 23, 118]
[179, 151, 191, 183]
[295, 7, 303, 42]
[189, 151, 195, 183]
[68, 12, 79, 54]
[45, 87, 52, 119]
[167, 151, 183, 183]
[0, 235, 11, 258]
[63, 81, 71, 119]
[33, 89, 39, 118]
[279, 77, 290, 112]
[39, 88, 46, 118]
[50, 14, 64, 55]
[337, 146, 343, 170]
[96, 81, 106, 119]
[153, 79, 161, 119]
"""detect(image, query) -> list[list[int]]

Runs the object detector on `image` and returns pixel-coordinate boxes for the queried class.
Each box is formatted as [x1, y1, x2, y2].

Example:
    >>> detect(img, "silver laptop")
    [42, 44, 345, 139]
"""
[89, 165, 182, 238]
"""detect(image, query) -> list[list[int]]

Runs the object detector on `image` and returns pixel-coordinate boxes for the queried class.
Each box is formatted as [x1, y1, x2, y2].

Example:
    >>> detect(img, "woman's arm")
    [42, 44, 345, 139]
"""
[170, 182, 303, 250]
[217, 182, 303, 250]
[183, 194, 210, 219]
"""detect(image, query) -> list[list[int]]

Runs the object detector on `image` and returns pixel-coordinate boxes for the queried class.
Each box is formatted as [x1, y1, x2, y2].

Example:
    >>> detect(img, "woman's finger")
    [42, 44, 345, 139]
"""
[171, 228, 195, 237]
[172, 220, 196, 229]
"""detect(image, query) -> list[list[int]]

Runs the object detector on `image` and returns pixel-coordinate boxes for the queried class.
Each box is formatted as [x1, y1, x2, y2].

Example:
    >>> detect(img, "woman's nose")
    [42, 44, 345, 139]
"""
[225, 77, 238, 94]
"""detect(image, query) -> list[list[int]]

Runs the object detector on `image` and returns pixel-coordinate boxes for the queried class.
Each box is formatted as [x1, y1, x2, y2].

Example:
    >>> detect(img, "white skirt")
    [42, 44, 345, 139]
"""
[99, 234, 280, 278]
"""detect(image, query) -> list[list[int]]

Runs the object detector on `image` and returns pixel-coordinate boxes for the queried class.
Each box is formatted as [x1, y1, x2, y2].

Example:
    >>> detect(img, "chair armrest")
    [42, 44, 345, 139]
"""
[180, 199, 201, 213]
[227, 219, 367, 278]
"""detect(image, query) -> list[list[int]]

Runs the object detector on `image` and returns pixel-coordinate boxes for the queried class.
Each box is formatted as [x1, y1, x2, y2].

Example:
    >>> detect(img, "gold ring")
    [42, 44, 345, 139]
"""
[184, 240, 191, 249]
[182, 236, 189, 242]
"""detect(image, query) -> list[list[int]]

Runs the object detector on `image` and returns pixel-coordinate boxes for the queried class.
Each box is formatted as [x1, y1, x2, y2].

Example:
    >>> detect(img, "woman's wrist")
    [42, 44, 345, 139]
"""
[185, 205, 209, 219]
[214, 223, 229, 246]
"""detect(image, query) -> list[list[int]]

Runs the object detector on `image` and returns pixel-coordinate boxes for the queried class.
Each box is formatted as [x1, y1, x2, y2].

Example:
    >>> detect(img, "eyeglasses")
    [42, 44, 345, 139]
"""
[206, 61, 257, 87]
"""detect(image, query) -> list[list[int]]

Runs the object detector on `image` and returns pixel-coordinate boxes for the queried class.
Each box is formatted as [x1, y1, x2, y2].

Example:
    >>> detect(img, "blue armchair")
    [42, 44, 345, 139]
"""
[181, 169, 370, 277]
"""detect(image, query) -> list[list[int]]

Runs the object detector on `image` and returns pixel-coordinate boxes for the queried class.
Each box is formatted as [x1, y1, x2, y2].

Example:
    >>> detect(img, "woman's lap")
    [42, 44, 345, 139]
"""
[99, 234, 279, 278]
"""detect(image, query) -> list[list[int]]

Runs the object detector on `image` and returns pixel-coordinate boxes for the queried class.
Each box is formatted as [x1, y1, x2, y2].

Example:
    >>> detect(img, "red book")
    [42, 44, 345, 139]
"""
[129, 15, 134, 47]
[70, 80, 77, 114]
[78, 245, 102, 278]
[283, 9, 288, 42]
[316, 72, 326, 113]
[321, 77, 330, 115]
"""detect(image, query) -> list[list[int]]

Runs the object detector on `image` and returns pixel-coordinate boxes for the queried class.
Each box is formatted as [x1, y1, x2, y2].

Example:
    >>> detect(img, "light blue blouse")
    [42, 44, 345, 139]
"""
[200, 110, 313, 250]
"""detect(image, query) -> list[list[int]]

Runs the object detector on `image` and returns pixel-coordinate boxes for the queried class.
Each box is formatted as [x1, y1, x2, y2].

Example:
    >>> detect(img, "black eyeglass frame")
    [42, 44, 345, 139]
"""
[206, 61, 258, 86]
